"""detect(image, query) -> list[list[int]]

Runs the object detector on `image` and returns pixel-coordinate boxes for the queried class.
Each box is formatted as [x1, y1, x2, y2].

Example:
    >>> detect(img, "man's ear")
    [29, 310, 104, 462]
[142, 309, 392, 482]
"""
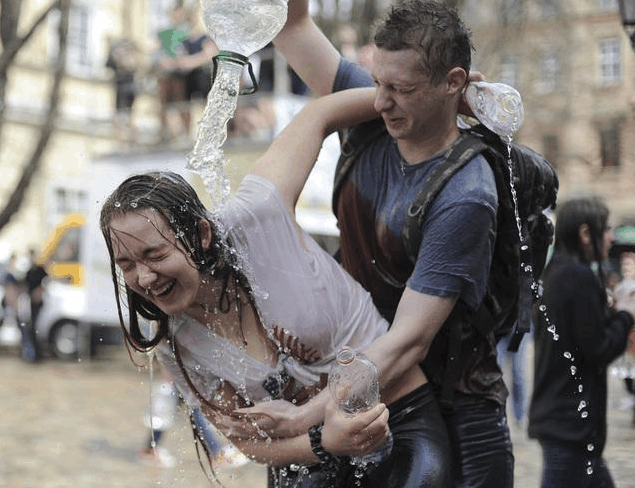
[447, 67, 468, 95]
[198, 219, 213, 250]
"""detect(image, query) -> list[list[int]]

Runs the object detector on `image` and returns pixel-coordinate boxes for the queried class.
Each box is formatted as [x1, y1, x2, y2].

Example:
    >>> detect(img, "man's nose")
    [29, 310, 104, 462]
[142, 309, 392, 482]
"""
[374, 86, 393, 112]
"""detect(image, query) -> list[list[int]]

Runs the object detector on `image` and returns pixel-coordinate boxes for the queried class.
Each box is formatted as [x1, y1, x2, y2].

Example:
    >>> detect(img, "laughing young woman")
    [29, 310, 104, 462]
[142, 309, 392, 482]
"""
[100, 87, 451, 488]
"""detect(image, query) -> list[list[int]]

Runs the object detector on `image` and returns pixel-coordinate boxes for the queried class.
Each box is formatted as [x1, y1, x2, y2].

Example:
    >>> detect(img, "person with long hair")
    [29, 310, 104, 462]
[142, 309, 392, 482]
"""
[100, 87, 452, 487]
[528, 197, 635, 487]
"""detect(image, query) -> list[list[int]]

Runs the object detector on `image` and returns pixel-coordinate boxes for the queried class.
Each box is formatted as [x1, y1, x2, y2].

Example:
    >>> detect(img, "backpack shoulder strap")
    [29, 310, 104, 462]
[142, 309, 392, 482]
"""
[402, 133, 489, 263]
[332, 119, 388, 218]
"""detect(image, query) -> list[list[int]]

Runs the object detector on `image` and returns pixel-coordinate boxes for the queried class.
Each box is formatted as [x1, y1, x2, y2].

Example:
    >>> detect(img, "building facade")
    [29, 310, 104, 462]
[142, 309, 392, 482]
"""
[1, 0, 270, 261]
[3, 0, 635, 263]
[464, 0, 635, 224]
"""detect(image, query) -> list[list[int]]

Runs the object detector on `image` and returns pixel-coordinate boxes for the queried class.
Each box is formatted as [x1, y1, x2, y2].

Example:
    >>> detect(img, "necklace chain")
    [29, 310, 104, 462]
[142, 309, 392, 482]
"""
[395, 136, 461, 176]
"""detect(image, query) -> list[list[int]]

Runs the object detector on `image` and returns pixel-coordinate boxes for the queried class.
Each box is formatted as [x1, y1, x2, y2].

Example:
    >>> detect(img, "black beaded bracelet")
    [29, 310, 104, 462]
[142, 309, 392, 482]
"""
[308, 422, 339, 465]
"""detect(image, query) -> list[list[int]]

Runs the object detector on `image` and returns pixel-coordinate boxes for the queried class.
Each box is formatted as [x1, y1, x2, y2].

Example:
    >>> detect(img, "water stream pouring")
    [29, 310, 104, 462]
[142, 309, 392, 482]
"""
[188, 0, 289, 208]
[465, 81, 536, 341]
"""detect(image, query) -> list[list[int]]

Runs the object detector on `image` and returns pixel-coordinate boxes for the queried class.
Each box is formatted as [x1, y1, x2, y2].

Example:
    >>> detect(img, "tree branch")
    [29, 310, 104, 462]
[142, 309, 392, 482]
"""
[0, 0, 69, 231]
[0, 0, 61, 73]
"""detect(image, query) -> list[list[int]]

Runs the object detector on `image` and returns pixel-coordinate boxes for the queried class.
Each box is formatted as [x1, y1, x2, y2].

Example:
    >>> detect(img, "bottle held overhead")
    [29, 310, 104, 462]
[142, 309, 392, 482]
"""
[464, 81, 524, 140]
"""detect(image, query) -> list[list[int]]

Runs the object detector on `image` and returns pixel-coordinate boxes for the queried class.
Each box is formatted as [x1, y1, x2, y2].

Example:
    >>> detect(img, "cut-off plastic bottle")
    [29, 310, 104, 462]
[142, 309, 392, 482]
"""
[464, 81, 524, 140]
[188, 0, 288, 207]
[328, 347, 393, 466]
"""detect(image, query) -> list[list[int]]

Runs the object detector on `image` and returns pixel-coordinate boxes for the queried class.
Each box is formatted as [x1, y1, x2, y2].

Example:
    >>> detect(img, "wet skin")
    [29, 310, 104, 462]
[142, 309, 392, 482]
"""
[108, 209, 211, 318]
[371, 47, 455, 158]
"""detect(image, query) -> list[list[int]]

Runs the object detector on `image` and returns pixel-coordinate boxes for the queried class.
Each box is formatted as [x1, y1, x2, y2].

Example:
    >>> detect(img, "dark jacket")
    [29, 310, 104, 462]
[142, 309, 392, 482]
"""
[528, 251, 633, 453]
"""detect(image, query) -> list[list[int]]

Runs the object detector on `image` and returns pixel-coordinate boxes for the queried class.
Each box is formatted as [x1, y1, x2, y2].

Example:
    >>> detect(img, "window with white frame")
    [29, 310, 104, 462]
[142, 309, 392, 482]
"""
[598, 38, 622, 85]
[48, 3, 100, 78]
[536, 48, 560, 94]
[52, 188, 88, 226]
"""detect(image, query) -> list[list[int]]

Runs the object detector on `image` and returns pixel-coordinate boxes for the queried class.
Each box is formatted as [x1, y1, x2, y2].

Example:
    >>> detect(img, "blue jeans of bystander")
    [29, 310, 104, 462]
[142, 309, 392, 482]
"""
[539, 440, 615, 488]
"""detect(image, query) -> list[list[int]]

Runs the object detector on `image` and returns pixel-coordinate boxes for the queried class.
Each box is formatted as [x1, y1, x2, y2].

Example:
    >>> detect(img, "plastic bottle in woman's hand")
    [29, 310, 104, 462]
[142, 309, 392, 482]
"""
[328, 348, 393, 465]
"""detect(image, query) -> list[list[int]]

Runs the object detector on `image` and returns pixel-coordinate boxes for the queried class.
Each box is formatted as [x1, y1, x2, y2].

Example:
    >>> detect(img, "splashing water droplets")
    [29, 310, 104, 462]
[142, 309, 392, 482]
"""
[464, 82, 607, 479]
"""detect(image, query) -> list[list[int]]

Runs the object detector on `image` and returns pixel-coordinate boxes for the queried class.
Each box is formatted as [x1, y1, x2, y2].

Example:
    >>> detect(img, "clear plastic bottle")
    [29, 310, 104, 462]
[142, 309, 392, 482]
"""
[188, 0, 289, 205]
[328, 347, 393, 465]
[201, 0, 288, 57]
[464, 81, 524, 140]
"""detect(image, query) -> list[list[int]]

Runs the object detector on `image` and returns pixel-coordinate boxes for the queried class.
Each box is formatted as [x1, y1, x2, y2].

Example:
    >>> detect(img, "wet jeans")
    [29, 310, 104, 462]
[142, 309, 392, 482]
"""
[268, 383, 452, 488]
[538, 440, 615, 488]
[443, 398, 514, 488]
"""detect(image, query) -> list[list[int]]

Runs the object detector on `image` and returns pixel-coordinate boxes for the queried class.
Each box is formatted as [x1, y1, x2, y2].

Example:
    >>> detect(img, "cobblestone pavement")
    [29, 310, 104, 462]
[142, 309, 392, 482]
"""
[1, 339, 634, 488]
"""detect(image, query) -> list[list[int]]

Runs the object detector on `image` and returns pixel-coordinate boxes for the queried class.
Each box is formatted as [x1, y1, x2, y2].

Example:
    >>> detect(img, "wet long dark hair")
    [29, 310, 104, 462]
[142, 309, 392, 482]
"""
[99, 171, 243, 351]
[553, 196, 610, 298]
[100, 171, 261, 482]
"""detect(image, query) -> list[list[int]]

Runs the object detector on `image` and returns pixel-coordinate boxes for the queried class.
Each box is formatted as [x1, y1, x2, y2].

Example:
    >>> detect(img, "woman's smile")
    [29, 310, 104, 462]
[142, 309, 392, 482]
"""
[109, 209, 206, 316]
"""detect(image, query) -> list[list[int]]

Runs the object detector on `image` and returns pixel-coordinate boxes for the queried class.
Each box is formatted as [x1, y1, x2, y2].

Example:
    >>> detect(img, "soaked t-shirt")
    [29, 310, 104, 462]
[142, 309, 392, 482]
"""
[157, 175, 389, 406]
[333, 59, 507, 405]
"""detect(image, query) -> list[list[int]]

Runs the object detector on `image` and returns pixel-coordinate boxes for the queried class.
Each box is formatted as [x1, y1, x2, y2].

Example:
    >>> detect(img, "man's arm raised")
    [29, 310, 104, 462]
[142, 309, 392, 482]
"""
[250, 87, 377, 212]
[274, 0, 340, 96]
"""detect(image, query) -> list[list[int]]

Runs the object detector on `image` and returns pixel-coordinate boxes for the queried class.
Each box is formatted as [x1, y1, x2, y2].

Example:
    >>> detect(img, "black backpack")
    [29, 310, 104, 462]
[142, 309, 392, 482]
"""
[333, 119, 559, 352]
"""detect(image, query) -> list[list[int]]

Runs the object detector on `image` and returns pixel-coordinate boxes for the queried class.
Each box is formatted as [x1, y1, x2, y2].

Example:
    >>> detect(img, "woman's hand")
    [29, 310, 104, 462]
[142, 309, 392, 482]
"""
[210, 399, 310, 441]
[320, 398, 390, 457]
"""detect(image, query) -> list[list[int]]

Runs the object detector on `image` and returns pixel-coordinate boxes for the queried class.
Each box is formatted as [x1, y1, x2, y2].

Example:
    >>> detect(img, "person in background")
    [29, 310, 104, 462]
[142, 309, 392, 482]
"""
[496, 324, 529, 427]
[2, 254, 22, 342]
[137, 358, 248, 469]
[105, 37, 140, 145]
[615, 250, 635, 427]
[154, 5, 192, 143]
[22, 249, 47, 362]
[179, 5, 218, 105]
[528, 197, 635, 488]
[137, 366, 180, 468]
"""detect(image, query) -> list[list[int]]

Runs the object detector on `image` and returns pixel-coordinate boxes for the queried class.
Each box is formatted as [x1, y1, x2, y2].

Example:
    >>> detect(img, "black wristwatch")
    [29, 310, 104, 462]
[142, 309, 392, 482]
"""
[308, 422, 338, 465]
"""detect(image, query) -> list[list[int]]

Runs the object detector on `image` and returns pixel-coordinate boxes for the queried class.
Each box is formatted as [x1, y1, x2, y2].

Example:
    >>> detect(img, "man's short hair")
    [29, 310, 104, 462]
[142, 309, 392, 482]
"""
[373, 0, 473, 85]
